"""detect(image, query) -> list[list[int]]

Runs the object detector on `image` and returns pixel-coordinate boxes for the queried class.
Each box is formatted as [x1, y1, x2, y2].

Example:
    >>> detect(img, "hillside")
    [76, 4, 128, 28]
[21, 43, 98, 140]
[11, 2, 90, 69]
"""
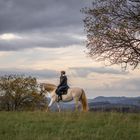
[88, 96, 140, 112]
[91, 96, 140, 106]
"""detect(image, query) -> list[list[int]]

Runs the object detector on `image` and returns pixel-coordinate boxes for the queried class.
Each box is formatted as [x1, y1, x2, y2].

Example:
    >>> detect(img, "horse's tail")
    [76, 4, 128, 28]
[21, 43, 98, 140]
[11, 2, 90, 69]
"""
[80, 89, 89, 112]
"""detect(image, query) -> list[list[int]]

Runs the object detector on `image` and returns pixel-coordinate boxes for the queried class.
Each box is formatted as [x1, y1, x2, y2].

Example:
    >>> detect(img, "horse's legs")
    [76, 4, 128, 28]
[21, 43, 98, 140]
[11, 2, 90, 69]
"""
[46, 99, 54, 112]
[46, 106, 50, 112]
[74, 97, 79, 111]
[56, 102, 61, 112]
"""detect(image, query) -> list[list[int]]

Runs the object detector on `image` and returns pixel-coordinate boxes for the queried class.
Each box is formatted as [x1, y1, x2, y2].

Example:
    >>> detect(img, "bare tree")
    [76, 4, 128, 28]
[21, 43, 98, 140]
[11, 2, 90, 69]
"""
[82, 0, 140, 69]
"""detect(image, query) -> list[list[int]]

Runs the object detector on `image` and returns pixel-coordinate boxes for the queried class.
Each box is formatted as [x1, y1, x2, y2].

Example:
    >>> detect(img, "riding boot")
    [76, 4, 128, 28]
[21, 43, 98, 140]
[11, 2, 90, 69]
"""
[59, 95, 62, 100]
[57, 95, 62, 102]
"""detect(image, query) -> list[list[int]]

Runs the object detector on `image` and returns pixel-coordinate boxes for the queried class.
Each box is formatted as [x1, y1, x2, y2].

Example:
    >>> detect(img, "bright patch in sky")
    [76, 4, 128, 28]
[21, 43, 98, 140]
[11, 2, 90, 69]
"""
[0, 33, 22, 40]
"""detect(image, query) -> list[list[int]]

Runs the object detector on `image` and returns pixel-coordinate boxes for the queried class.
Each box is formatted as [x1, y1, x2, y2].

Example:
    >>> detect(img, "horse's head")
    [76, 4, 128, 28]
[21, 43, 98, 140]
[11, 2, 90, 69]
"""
[40, 83, 57, 95]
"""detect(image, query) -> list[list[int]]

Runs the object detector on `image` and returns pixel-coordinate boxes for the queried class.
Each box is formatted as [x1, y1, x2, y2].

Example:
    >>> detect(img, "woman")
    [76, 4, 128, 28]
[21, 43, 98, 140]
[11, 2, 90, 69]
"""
[56, 71, 69, 101]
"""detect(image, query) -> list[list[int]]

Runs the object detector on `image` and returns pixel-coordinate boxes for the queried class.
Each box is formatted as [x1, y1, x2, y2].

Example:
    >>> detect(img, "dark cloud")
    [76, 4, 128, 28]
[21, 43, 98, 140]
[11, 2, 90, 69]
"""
[0, 0, 89, 33]
[69, 67, 128, 77]
[0, 0, 90, 51]
[0, 68, 59, 79]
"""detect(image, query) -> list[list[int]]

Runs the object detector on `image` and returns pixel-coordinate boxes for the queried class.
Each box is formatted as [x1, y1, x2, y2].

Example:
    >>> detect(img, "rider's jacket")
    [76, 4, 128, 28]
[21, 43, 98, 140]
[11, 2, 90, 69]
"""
[58, 75, 68, 88]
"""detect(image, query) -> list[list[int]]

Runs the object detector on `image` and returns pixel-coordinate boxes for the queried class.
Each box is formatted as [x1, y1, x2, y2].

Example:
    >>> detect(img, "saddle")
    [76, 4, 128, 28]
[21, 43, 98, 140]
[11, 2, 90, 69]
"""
[57, 88, 69, 102]
[61, 90, 68, 95]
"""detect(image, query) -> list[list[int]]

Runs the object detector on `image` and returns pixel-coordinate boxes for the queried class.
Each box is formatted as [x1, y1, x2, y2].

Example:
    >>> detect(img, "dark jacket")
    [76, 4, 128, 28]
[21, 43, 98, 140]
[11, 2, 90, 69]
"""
[58, 75, 68, 88]
[56, 75, 69, 95]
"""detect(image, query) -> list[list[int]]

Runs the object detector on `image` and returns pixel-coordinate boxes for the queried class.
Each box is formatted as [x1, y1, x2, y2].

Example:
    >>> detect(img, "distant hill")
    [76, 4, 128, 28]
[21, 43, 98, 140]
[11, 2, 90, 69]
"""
[88, 96, 140, 113]
[90, 96, 140, 106]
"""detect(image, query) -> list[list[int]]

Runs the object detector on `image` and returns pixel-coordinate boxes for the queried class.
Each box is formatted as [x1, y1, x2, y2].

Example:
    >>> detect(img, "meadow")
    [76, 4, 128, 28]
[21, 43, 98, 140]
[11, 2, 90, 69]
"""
[0, 111, 140, 140]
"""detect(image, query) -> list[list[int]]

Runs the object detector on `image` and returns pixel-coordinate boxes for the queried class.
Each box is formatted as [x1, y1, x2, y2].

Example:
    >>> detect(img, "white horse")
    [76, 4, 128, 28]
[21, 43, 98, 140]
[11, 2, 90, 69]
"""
[40, 83, 89, 112]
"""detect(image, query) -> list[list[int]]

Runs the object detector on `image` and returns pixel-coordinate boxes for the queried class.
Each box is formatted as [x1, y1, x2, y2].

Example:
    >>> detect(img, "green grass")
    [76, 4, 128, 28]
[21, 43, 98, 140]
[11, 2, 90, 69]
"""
[0, 111, 140, 140]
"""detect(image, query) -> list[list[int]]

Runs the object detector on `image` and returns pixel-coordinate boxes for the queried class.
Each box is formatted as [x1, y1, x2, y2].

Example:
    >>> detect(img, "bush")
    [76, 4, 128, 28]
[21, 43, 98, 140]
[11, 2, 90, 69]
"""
[0, 75, 47, 111]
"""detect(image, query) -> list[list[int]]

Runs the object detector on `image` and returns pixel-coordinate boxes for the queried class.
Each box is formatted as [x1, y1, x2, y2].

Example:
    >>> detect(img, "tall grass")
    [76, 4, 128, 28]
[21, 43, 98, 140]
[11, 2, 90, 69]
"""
[0, 111, 140, 140]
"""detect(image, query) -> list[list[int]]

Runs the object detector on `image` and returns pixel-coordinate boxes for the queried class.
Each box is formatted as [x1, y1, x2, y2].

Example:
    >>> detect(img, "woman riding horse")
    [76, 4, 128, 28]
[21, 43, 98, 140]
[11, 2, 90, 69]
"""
[56, 71, 69, 101]
[40, 71, 88, 112]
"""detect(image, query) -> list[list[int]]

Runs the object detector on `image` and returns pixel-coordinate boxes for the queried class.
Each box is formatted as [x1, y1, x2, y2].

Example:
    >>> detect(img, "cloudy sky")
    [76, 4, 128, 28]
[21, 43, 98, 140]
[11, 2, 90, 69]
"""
[0, 0, 140, 98]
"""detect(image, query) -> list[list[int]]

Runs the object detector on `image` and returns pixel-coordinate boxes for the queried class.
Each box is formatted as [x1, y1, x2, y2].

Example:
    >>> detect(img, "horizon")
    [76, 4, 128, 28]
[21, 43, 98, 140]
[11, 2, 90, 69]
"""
[0, 0, 140, 98]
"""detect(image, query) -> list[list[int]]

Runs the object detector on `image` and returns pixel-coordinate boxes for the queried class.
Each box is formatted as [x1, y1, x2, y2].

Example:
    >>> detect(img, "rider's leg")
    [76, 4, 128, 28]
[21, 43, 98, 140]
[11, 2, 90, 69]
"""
[57, 87, 63, 101]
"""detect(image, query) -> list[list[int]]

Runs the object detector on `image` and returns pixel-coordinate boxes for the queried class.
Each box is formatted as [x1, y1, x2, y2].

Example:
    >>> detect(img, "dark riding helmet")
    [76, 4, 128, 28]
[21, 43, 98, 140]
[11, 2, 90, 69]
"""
[61, 70, 66, 75]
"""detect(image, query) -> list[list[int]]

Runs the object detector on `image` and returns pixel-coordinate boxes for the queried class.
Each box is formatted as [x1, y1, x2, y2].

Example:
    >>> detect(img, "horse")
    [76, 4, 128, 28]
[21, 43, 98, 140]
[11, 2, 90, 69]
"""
[40, 83, 89, 112]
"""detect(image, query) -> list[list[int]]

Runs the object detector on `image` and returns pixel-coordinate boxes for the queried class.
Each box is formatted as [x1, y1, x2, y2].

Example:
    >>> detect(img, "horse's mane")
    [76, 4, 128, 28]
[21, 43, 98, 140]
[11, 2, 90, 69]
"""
[41, 82, 57, 92]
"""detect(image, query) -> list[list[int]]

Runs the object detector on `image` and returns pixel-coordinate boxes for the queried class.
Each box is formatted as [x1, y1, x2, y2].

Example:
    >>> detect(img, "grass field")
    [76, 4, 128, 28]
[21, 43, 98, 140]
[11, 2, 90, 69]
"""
[0, 111, 140, 140]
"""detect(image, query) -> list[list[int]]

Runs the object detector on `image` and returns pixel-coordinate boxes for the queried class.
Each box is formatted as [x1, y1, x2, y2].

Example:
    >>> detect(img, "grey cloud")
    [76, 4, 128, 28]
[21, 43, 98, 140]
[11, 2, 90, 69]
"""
[0, 0, 90, 51]
[118, 78, 140, 91]
[0, 0, 90, 34]
[0, 32, 84, 51]
[69, 67, 128, 77]
[70, 66, 139, 97]
[0, 68, 59, 79]
[94, 78, 140, 93]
